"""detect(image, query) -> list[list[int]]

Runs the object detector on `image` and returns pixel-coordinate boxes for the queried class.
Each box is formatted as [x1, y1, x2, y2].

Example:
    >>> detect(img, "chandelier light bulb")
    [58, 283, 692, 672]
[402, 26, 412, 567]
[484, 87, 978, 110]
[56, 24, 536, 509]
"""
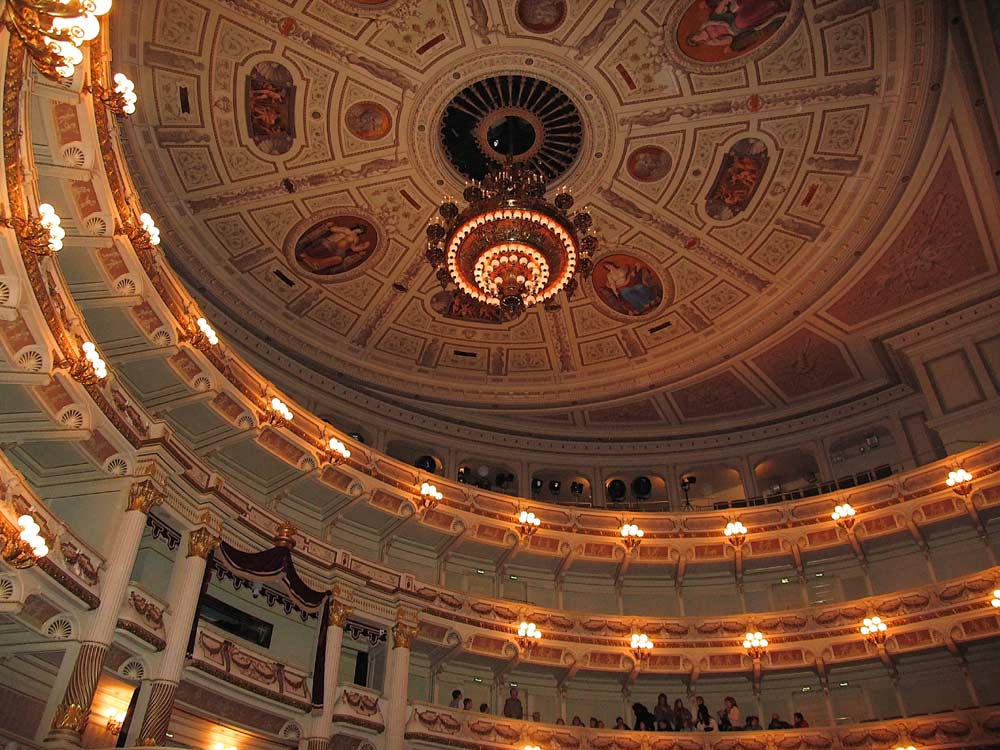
[724, 520, 748, 537]
[832, 503, 856, 521]
[16, 514, 48, 558]
[420, 482, 443, 501]
[946, 468, 972, 486]
[991, 589, 1000, 608]
[861, 616, 887, 636]
[328, 438, 350, 460]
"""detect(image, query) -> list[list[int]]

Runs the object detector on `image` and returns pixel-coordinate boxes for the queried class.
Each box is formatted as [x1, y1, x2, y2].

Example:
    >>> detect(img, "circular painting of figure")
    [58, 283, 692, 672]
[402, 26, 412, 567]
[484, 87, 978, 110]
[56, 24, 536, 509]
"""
[345, 101, 392, 141]
[515, 0, 567, 33]
[591, 254, 665, 317]
[627, 145, 673, 182]
[677, 0, 793, 64]
[293, 216, 378, 276]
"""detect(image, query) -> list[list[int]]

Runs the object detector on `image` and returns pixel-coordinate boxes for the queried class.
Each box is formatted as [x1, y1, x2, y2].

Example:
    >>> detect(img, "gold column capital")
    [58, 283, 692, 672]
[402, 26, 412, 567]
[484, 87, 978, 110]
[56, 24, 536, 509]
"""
[187, 526, 220, 559]
[127, 478, 165, 515]
[330, 600, 352, 627]
[391, 621, 419, 650]
[51, 702, 89, 734]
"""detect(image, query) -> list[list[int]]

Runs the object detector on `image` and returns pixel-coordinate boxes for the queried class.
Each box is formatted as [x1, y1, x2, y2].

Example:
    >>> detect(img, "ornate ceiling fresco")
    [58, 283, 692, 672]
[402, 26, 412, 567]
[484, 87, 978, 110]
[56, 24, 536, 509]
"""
[106, 0, 998, 440]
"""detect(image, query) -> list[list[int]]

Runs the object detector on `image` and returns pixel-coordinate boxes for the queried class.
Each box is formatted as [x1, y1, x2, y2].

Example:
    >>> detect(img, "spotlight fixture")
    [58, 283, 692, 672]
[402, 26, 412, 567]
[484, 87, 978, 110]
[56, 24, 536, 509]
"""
[607, 479, 627, 503]
[631, 476, 652, 500]
[946, 468, 973, 497]
[570, 481, 584, 497]
[104, 708, 126, 735]
[518, 510, 541, 539]
[2, 0, 113, 80]
[516, 621, 541, 651]
[1, 514, 49, 568]
[724, 520, 748, 548]
[457, 466, 470, 483]
[629, 633, 653, 665]
[680, 475, 696, 510]
[1, 202, 65, 255]
[860, 616, 888, 645]
[548, 480, 561, 495]
[831, 503, 856, 529]
[531, 478, 543, 495]
[620, 522, 644, 552]
[743, 631, 769, 660]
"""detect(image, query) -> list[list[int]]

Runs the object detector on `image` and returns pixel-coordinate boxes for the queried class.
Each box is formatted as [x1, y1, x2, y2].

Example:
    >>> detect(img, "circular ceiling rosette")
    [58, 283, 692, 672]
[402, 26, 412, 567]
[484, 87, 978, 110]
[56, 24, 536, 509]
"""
[441, 74, 583, 182]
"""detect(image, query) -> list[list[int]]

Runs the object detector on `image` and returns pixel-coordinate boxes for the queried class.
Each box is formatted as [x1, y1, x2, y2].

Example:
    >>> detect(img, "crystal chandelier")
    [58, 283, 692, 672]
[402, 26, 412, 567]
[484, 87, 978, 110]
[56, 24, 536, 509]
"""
[425, 161, 597, 316]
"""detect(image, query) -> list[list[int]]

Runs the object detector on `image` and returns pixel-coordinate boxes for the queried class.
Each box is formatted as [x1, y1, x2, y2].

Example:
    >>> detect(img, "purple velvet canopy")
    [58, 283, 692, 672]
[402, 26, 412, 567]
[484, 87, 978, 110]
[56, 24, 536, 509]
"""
[215, 539, 328, 612]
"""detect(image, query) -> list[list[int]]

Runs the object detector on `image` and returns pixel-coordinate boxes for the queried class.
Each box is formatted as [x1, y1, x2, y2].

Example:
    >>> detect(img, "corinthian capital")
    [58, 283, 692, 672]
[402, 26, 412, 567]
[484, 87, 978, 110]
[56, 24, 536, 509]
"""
[330, 600, 353, 627]
[392, 621, 419, 649]
[187, 526, 219, 559]
[127, 478, 165, 515]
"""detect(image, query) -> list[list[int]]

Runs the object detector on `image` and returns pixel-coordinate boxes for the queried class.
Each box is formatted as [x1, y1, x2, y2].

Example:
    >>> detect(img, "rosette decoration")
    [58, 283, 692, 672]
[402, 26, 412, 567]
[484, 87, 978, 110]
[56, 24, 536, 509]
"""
[426, 161, 597, 317]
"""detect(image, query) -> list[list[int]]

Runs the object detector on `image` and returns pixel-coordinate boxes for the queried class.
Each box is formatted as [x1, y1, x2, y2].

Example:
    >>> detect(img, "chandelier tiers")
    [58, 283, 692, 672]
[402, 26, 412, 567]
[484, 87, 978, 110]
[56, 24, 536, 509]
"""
[425, 161, 598, 316]
[2, 0, 112, 80]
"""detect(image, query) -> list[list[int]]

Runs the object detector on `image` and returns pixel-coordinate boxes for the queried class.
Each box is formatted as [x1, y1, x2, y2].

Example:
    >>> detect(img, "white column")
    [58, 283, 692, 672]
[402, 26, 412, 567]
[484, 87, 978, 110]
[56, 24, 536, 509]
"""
[135, 524, 218, 745]
[306, 602, 350, 750]
[383, 620, 418, 750]
[45, 480, 163, 748]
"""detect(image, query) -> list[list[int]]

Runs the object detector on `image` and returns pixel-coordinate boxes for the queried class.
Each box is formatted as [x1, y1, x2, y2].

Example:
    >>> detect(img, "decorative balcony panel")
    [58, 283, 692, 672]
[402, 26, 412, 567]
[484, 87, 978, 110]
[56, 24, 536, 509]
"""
[331, 685, 385, 733]
[116, 583, 167, 650]
[190, 624, 312, 710]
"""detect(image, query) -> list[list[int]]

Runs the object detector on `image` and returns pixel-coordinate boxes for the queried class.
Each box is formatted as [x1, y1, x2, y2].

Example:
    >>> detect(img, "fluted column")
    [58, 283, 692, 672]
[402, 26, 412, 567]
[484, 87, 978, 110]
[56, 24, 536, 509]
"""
[306, 601, 351, 750]
[383, 619, 418, 750]
[137, 522, 218, 745]
[45, 479, 163, 748]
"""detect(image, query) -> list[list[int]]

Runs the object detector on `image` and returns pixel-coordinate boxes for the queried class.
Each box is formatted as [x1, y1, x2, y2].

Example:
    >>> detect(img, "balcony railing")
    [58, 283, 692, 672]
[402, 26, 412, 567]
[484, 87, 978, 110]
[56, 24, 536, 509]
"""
[116, 582, 167, 649]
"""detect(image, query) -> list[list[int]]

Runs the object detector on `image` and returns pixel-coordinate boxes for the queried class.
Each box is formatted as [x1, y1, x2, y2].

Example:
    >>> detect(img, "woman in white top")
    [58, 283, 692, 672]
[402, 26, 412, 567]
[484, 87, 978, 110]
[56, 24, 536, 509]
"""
[719, 697, 740, 730]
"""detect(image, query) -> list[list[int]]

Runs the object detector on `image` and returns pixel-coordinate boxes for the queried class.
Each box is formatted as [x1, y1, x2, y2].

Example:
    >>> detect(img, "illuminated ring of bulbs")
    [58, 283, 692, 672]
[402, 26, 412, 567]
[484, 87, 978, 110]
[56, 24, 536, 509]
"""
[473, 243, 551, 305]
[446, 208, 577, 306]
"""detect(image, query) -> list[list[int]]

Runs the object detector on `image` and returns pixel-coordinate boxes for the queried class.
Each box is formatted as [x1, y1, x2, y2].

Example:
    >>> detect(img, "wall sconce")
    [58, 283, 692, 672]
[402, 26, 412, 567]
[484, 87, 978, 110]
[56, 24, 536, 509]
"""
[991, 589, 999, 608]
[214, 743, 237, 750]
[128, 211, 161, 253]
[264, 396, 293, 426]
[629, 632, 653, 665]
[620, 522, 644, 552]
[419, 481, 443, 511]
[324, 437, 351, 464]
[518, 510, 540, 539]
[946, 468, 973, 497]
[1, 202, 65, 255]
[89, 72, 138, 115]
[832, 503, 856, 530]
[105, 708, 126, 735]
[1, 514, 49, 568]
[860, 616, 888, 645]
[724, 520, 748, 548]
[516, 621, 541, 652]
[743, 630, 768, 660]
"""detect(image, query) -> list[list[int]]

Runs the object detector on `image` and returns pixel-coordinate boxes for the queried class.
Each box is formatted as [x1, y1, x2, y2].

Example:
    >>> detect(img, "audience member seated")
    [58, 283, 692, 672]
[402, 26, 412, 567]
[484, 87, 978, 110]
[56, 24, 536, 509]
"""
[614, 717, 630, 730]
[502, 688, 523, 719]
[655, 719, 670, 731]
[531, 711, 541, 723]
[448, 689, 462, 709]
[794, 712, 810, 728]
[673, 698, 693, 730]
[589, 717, 598, 728]
[479, 703, 489, 713]
[555, 718, 566, 725]
[572, 716, 584, 727]
[463, 698, 473, 711]
[745, 716, 761, 730]
[718, 696, 740, 731]
[653, 693, 672, 728]
[694, 704, 718, 732]
[769, 713, 791, 729]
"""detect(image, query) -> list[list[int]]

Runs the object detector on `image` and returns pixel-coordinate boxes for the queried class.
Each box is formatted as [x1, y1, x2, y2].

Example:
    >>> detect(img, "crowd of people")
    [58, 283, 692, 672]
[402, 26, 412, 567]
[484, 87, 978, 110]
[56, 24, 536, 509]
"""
[446, 690, 811, 733]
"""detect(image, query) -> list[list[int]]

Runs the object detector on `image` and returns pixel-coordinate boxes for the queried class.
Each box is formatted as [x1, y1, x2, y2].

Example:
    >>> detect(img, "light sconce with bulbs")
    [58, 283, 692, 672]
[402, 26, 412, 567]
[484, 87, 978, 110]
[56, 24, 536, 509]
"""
[620, 522, 644, 552]
[832, 503, 857, 530]
[187, 317, 219, 350]
[214, 743, 237, 750]
[89, 72, 138, 116]
[104, 708, 126, 735]
[518, 510, 540, 539]
[325, 437, 351, 464]
[724, 520, 748, 548]
[61, 340, 108, 384]
[946, 468, 973, 497]
[2, 0, 113, 80]
[129, 212, 161, 252]
[860, 616, 888, 645]
[418, 481, 443, 511]
[743, 630, 768, 660]
[629, 632, 653, 666]
[991, 589, 1000, 608]
[524, 745, 542, 750]
[1, 202, 65, 256]
[1, 514, 49, 568]
[264, 396, 293, 427]
[516, 621, 541, 651]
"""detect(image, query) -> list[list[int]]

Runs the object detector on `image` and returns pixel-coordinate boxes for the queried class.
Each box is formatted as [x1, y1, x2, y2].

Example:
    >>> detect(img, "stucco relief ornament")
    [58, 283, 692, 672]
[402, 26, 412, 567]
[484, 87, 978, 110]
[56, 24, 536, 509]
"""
[330, 600, 353, 627]
[52, 702, 89, 733]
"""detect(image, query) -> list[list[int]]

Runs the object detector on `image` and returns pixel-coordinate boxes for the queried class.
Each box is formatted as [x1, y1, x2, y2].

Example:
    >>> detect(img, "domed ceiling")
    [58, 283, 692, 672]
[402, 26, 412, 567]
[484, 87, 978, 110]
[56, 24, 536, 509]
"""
[109, 0, 991, 440]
